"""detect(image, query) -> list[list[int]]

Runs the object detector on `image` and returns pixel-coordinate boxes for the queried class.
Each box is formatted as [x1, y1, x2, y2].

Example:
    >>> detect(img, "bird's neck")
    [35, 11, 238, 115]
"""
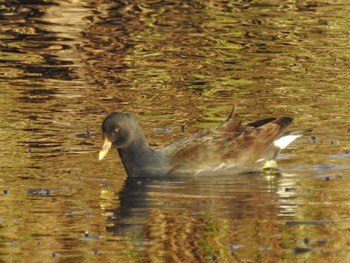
[117, 135, 167, 177]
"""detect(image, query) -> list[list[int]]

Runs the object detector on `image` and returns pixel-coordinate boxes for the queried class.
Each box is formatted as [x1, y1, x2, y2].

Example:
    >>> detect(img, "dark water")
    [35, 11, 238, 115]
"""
[1, 0, 350, 262]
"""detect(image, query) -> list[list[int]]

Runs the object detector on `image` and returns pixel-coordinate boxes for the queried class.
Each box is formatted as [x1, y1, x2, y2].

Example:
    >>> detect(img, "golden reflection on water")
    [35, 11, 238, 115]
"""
[0, 0, 350, 262]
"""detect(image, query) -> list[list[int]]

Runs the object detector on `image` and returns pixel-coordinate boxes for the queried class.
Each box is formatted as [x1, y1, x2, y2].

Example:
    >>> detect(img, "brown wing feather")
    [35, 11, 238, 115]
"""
[162, 115, 293, 171]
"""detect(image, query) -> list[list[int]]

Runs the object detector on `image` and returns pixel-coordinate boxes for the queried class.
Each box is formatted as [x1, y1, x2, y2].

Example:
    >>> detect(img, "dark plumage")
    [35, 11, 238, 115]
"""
[99, 109, 309, 177]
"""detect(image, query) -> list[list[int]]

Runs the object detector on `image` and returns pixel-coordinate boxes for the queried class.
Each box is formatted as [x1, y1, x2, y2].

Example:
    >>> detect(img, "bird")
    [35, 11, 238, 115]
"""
[99, 107, 310, 177]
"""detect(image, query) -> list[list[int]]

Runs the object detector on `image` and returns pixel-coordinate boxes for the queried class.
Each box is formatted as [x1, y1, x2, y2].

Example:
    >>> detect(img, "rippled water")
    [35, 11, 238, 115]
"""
[1, 0, 350, 262]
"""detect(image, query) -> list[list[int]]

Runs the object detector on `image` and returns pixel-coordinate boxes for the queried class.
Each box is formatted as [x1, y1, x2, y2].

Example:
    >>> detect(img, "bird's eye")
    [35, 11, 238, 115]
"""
[114, 128, 120, 134]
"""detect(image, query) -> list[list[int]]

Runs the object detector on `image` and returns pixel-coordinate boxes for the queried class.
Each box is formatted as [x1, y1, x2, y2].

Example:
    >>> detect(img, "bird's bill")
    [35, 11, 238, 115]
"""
[99, 135, 112, 161]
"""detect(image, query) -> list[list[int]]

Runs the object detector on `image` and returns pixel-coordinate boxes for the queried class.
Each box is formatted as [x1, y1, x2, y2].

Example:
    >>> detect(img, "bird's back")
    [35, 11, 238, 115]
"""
[161, 114, 293, 174]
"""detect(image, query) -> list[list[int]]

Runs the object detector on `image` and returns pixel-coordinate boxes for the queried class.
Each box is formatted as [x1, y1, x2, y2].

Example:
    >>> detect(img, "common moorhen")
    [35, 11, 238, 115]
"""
[99, 108, 309, 177]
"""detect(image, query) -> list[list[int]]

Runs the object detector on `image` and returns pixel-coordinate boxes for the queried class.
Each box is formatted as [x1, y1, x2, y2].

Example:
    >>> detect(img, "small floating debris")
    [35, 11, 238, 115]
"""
[151, 128, 173, 133]
[330, 140, 339, 145]
[285, 187, 296, 192]
[27, 188, 70, 196]
[66, 210, 91, 217]
[1, 190, 9, 195]
[9, 241, 17, 247]
[285, 221, 336, 226]
[27, 189, 51, 196]
[132, 240, 153, 246]
[259, 246, 270, 251]
[284, 187, 312, 193]
[76, 130, 94, 138]
[205, 251, 219, 261]
[293, 247, 314, 254]
[312, 173, 343, 181]
[311, 136, 317, 143]
[300, 237, 328, 245]
[93, 249, 102, 255]
[180, 124, 186, 132]
[229, 245, 244, 250]
[83, 231, 102, 241]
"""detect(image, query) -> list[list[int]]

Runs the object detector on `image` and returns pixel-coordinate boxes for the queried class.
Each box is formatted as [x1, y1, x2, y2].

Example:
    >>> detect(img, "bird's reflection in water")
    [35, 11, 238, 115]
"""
[105, 171, 295, 237]
[106, 176, 188, 235]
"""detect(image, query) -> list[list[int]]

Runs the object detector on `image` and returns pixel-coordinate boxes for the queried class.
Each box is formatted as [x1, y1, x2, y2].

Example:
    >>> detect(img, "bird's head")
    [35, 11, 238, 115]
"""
[99, 112, 139, 160]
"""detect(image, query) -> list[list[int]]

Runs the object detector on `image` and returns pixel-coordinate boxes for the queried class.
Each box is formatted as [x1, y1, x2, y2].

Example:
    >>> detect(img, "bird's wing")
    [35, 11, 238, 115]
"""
[161, 115, 293, 171]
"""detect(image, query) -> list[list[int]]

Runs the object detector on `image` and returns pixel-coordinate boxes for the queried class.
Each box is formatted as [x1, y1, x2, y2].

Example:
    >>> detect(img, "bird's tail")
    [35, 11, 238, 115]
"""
[261, 129, 312, 171]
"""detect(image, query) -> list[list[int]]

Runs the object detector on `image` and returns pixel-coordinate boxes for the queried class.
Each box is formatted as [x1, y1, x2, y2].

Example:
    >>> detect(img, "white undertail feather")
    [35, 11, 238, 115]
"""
[273, 134, 302, 149]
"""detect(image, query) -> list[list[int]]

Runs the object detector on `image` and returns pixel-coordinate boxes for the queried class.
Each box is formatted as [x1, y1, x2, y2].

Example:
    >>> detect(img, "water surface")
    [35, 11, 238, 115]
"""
[0, 0, 350, 262]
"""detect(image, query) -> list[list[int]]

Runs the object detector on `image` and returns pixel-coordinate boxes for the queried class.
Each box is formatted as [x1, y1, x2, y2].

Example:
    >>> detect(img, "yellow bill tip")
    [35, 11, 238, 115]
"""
[99, 137, 112, 161]
[99, 149, 109, 161]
